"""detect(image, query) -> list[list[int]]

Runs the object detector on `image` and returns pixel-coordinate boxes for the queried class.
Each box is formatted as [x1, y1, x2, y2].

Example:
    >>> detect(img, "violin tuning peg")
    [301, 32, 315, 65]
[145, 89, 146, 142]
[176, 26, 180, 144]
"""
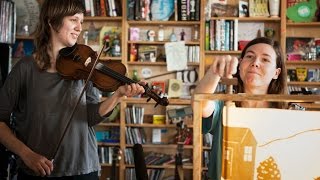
[147, 97, 151, 102]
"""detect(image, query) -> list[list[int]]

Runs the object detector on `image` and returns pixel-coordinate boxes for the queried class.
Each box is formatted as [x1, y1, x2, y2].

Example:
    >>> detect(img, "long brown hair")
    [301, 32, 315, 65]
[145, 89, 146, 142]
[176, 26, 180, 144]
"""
[33, 0, 85, 70]
[235, 37, 288, 108]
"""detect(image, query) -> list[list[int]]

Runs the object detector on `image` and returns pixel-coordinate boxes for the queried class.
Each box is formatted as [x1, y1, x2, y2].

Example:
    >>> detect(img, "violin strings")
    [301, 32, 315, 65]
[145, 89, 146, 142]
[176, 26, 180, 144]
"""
[96, 63, 135, 84]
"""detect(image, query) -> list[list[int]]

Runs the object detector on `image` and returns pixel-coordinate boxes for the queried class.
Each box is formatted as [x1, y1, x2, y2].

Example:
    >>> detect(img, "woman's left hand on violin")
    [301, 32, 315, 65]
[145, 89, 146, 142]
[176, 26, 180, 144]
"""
[115, 82, 146, 97]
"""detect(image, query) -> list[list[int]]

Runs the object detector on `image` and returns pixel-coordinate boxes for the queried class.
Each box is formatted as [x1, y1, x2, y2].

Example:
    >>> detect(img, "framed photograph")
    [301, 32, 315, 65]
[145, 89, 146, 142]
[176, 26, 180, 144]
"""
[151, 81, 166, 93]
[286, 37, 314, 61]
[10, 40, 34, 71]
[138, 45, 158, 62]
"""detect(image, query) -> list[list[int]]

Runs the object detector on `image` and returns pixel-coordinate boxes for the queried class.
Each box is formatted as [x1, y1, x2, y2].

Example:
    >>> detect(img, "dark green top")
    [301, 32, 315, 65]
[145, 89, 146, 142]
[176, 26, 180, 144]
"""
[202, 100, 224, 180]
[0, 56, 109, 176]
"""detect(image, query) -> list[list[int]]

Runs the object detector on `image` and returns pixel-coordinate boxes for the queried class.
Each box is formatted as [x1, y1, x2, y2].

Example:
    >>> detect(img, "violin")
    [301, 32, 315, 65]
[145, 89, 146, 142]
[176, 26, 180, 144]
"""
[56, 43, 169, 107]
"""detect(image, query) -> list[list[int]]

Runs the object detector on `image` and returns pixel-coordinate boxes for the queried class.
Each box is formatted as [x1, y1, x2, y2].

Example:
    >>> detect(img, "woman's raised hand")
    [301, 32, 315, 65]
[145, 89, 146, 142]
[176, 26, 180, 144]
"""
[211, 55, 238, 78]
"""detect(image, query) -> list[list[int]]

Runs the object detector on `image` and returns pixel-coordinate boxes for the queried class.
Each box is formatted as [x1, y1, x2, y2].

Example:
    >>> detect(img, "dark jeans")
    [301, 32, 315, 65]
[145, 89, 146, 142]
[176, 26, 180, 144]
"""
[17, 170, 98, 180]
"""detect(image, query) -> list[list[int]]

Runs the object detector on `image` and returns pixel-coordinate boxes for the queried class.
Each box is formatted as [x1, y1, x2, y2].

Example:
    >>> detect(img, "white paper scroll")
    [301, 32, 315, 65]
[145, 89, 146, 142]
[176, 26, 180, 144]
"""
[165, 41, 187, 71]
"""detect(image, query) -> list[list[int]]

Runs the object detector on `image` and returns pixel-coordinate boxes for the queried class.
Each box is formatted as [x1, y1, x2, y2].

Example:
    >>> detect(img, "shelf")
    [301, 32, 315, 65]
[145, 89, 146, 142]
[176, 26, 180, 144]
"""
[126, 123, 177, 128]
[126, 123, 194, 128]
[16, 35, 34, 40]
[96, 122, 120, 127]
[127, 61, 199, 66]
[125, 164, 193, 169]
[84, 16, 122, 21]
[205, 50, 242, 55]
[126, 144, 193, 149]
[127, 40, 200, 45]
[97, 142, 120, 146]
[209, 17, 281, 22]
[287, 81, 320, 88]
[286, 22, 320, 27]
[286, 60, 320, 68]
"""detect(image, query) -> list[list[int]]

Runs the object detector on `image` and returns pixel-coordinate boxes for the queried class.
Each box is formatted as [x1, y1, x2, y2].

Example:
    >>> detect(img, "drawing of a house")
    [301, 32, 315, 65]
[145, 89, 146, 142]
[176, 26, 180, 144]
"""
[222, 126, 257, 179]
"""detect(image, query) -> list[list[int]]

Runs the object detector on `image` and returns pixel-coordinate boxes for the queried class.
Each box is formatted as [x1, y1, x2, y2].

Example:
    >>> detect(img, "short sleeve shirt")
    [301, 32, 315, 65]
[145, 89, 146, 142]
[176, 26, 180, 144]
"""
[202, 100, 224, 180]
[0, 56, 107, 176]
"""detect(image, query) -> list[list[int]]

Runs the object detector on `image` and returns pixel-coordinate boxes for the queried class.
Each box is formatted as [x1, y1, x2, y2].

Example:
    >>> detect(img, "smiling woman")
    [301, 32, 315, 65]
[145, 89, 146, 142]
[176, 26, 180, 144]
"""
[192, 37, 288, 180]
[0, 0, 145, 179]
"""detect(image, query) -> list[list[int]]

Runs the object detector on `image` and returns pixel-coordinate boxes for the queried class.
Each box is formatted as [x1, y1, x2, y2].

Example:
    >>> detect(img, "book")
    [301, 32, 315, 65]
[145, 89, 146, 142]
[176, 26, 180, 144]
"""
[153, 115, 166, 124]
[239, 0, 249, 17]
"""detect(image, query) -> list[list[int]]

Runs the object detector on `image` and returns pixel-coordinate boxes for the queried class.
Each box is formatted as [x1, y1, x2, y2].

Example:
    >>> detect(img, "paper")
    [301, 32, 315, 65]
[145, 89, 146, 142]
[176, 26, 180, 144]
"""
[165, 41, 187, 71]
[222, 107, 320, 180]
[152, 128, 162, 144]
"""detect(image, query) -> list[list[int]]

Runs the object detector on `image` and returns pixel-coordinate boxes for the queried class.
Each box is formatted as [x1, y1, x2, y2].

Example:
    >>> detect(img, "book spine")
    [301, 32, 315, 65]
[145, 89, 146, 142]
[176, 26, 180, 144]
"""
[220, 19, 225, 51]
[224, 20, 230, 51]
[127, 0, 135, 20]
[180, 0, 188, 21]
[215, 20, 221, 51]
[205, 21, 210, 51]
[100, 0, 107, 16]
[230, 20, 234, 51]
[89, 0, 95, 16]
[194, 0, 200, 20]
[234, 19, 238, 51]
[209, 20, 215, 51]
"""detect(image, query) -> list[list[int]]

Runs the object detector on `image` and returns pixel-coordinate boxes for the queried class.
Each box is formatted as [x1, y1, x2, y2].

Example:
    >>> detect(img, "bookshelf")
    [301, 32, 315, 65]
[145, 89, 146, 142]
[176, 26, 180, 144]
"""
[4, 0, 319, 179]
[45, 0, 320, 179]
[284, 1, 320, 108]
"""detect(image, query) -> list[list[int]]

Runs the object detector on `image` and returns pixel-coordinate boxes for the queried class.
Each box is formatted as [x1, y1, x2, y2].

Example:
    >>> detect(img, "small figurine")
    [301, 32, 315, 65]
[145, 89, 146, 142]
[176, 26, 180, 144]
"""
[147, 30, 156, 41]
[83, 30, 89, 45]
[103, 34, 110, 56]
[130, 44, 137, 62]
[112, 34, 121, 57]
[169, 29, 177, 42]
[180, 29, 185, 41]
[265, 28, 275, 39]
[150, 52, 156, 62]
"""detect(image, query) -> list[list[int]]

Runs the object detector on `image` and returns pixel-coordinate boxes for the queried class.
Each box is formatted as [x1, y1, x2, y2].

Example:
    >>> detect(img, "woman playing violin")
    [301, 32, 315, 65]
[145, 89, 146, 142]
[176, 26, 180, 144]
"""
[0, 0, 145, 179]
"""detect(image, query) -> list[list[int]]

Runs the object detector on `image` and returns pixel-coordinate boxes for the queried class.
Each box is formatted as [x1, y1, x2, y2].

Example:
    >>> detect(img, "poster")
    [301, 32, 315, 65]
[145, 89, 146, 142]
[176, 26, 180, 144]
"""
[222, 107, 320, 180]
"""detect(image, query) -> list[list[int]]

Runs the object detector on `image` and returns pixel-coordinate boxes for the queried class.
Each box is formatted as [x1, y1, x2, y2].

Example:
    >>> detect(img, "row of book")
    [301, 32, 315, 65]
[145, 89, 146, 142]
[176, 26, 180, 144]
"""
[125, 106, 144, 124]
[205, 19, 239, 51]
[145, 152, 174, 165]
[95, 128, 120, 143]
[125, 127, 146, 145]
[287, 68, 320, 82]
[0, 0, 16, 44]
[127, 0, 200, 21]
[125, 168, 166, 180]
[97, 146, 113, 164]
[186, 45, 200, 63]
[288, 86, 320, 95]
[82, 0, 121, 17]
[124, 148, 134, 165]
[177, 0, 200, 21]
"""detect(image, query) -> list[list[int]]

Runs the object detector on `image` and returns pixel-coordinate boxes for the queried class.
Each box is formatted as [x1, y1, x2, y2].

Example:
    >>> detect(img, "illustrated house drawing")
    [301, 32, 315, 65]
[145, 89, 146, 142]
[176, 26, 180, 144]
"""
[222, 126, 257, 179]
